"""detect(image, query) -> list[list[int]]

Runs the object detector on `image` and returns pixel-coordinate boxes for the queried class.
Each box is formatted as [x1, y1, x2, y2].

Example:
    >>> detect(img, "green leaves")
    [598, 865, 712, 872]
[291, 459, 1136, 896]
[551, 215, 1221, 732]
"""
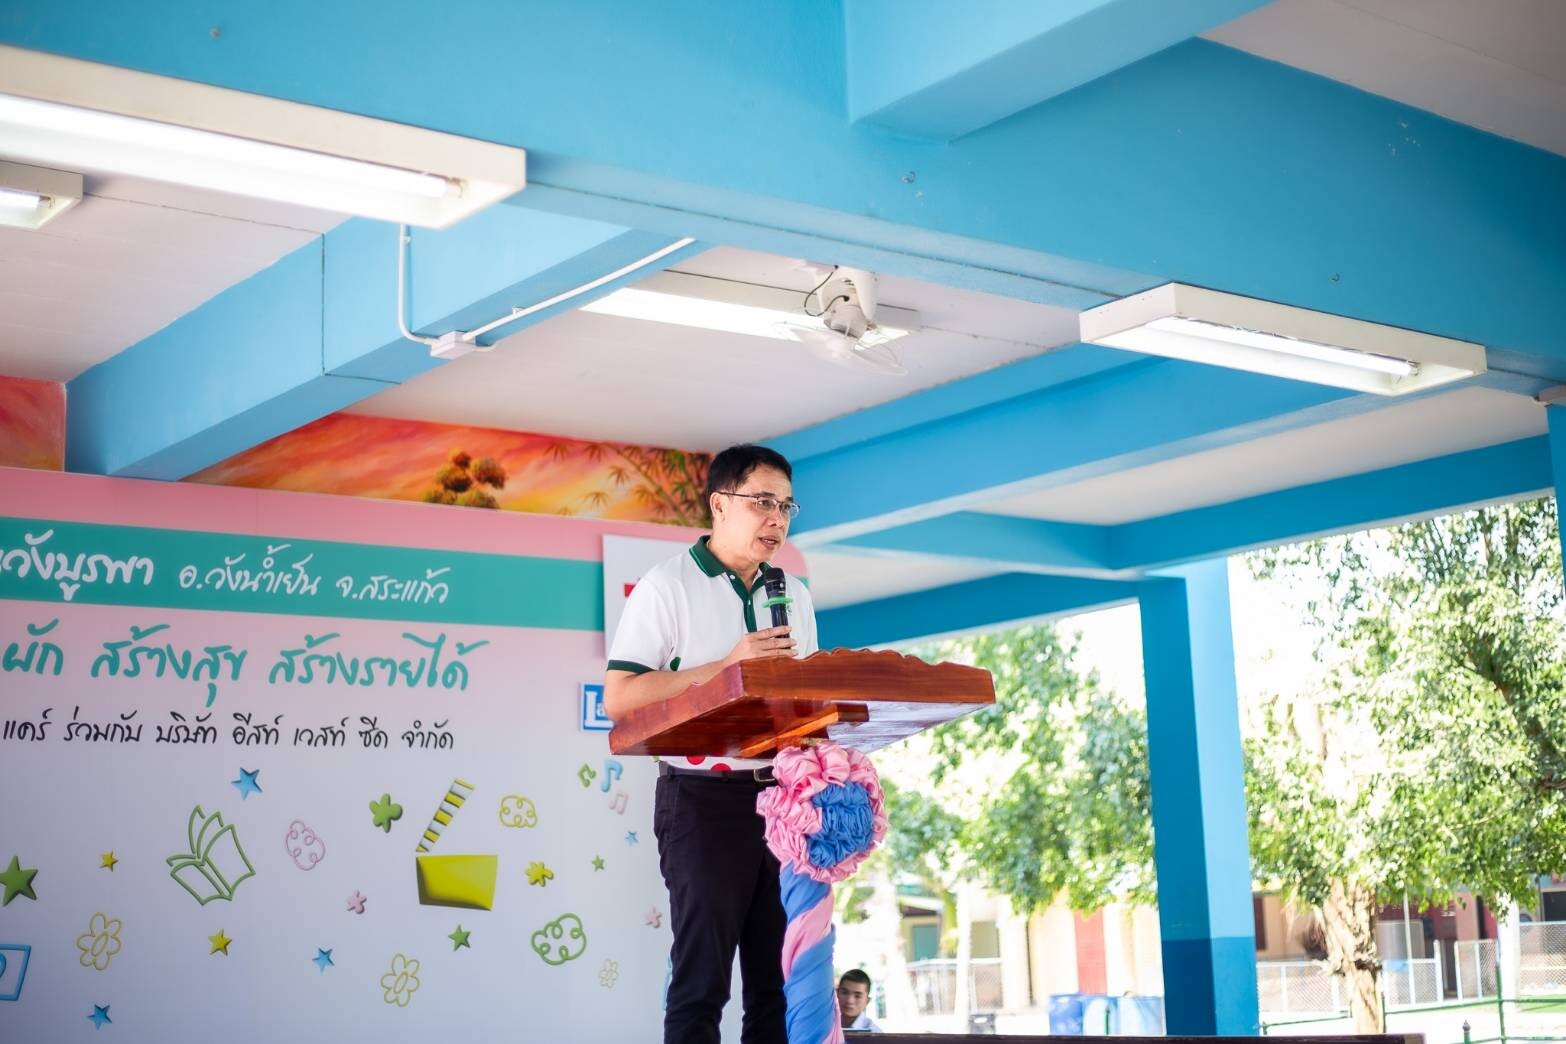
[889, 498, 1565, 932]
[901, 625, 1154, 916]
[1244, 497, 1566, 912]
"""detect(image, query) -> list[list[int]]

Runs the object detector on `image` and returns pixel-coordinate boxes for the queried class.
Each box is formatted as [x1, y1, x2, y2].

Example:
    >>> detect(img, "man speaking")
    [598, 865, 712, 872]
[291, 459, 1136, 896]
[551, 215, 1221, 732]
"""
[605, 444, 818, 1044]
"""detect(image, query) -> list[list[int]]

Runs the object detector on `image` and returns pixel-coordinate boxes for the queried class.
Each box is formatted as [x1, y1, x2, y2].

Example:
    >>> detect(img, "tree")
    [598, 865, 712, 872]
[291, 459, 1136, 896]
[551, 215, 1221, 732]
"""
[892, 499, 1566, 1032]
[549, 440, 712, 524]
[1247, 497, 1566, 1030]
[422, 449, 506, 508]
[905, 625, 1154, 917]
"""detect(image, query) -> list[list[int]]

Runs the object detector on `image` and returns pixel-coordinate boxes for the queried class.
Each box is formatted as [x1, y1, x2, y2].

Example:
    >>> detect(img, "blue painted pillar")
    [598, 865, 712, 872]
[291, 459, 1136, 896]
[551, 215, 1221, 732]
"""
[1137, 559, 1258, 1034]
[1546, 407, 1566, 571]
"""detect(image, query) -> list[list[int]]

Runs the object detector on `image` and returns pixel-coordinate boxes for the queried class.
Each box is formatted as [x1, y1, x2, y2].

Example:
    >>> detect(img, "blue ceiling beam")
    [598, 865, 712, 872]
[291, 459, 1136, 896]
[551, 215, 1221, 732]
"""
[65, 209, 699, 478]
[844, 0, 1269, 140]
[817, 435, 1553, 578]
[769, 343, 1141, 460]
[788, 357, 1401, 545]
[816, 572, 1137, 649]
[832, 511, 1116, 577]
[7, 13, 1562, 370]
[1110, 434, 1554, 570]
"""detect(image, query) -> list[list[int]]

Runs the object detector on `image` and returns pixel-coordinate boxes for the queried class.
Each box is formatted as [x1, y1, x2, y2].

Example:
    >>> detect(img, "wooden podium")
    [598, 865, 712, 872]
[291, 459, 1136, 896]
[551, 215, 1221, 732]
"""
[608, 648, 995, 759]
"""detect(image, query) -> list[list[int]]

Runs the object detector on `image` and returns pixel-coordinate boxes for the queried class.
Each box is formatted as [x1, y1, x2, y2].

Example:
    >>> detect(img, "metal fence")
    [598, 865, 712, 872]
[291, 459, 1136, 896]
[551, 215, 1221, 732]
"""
[1384, 954, 1445, 1008]
[1258, 956, 1443, 1015]
[1257, 960, 1344, 1014]
[1454, 922, 1566, 999]
[1457, 939, 1499, 1000]
[1519, 922, 1566, 996]
[907, 957, 1005, 1015]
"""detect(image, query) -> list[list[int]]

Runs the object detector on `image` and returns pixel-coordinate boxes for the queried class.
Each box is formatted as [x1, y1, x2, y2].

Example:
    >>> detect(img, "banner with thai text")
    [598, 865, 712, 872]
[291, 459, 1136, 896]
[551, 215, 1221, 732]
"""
[0, 468, 804, 1042]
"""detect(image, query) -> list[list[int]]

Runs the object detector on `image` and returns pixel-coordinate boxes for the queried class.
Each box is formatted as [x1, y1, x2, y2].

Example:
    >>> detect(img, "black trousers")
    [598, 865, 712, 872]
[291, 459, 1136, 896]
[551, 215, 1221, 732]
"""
[655, 770, 787, 1044]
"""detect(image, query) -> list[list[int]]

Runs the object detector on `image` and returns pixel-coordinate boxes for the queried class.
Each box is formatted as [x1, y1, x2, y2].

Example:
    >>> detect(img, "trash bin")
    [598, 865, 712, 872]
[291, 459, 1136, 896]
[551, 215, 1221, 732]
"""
[968, 1011, 998, 1035]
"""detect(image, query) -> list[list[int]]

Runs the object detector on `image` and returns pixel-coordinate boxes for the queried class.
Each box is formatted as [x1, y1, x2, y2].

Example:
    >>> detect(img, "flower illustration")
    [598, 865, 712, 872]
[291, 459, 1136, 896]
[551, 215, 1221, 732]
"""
[76, 912, 123, 971]
[380, 953, 422, 1007]
[598, 958, 619, 989]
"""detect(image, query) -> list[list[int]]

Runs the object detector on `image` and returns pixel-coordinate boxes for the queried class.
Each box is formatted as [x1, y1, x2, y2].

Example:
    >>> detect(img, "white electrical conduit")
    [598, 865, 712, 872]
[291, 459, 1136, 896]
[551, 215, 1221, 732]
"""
[397, 224, 696, 352]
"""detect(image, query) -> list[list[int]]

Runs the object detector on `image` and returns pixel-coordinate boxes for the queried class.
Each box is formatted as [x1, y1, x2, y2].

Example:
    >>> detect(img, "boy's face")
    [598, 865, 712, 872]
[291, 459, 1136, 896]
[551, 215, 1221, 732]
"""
[836, 978, 869, 1020]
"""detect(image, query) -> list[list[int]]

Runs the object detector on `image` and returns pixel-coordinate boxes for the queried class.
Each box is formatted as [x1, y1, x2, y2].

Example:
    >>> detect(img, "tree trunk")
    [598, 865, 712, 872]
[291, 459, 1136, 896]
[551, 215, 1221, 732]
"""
[1321, 879, 1382, 1031]
[868, 866, 919, 1025]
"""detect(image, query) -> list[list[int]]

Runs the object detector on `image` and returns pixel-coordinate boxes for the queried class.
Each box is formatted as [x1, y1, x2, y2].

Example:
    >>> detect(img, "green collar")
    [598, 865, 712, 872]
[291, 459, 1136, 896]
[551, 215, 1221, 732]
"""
[690, 536, 770, 586]
[691, 537, 771, 633]
[689, 536, 727, 578]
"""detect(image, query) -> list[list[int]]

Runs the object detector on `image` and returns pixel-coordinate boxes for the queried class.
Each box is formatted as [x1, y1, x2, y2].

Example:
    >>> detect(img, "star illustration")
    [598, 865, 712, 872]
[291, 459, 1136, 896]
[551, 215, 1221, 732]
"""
[592, 855, 605, 871]
[645, 906, 662, 929]
[0, 855, 38, 905]
[209, 929, 233, 955]
[369, 793, 403, 832]
[100, 851, 118, 872]
[88, 1004, 112, 1029]
[449, 925, 471, 951]
[312, 948, 334, 972]
[231, 767, 262, 800]
[525, 861, 554, 886]
[346, 890, 367, 914]
[624, 831, 638, 846]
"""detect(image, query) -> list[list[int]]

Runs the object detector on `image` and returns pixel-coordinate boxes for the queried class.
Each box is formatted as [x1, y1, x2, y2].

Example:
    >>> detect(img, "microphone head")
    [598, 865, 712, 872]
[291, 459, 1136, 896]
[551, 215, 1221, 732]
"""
[761, 566, 786, 595]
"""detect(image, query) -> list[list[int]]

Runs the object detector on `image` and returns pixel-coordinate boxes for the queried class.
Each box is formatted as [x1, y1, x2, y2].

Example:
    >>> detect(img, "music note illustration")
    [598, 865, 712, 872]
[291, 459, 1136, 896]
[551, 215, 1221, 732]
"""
[599, 759, 623, 793]
[578, 764, 597, 789]
[608, 790, 628, 815]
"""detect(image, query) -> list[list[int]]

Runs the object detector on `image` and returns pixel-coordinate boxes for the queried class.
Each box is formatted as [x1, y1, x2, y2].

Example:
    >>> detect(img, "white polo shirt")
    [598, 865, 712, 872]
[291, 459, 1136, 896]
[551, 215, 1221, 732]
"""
[607, 536, 818, 772]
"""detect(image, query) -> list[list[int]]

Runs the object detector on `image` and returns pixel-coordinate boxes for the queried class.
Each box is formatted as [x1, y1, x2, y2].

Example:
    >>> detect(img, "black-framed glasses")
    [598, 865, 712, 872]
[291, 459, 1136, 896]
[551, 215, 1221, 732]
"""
[718, 491, 801, 520]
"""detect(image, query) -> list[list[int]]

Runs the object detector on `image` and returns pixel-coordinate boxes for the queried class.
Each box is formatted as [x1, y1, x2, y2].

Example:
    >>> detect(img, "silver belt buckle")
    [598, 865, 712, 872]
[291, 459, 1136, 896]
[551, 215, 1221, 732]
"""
[751, 765, 776, 784]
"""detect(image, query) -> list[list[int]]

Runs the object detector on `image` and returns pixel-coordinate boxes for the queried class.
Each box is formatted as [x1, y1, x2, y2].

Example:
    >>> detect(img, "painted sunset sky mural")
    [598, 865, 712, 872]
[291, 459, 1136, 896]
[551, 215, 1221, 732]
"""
[0, 376, 65, 471]
[186, 412, 712, 526]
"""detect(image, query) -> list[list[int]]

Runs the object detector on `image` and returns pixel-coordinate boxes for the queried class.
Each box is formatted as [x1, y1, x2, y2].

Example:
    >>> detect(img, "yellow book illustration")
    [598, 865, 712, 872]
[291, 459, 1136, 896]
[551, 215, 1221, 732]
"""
[415, 854, 498, 910]
[413, 778, 497, 910]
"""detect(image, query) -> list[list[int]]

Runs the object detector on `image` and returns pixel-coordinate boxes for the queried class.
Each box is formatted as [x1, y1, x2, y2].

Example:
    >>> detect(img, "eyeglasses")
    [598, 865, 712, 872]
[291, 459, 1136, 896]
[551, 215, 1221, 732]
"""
[718, 491, 801, 520]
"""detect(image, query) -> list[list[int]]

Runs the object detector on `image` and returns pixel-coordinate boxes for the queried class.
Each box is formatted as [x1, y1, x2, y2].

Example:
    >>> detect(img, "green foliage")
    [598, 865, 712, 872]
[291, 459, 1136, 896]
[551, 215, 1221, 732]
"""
[893, 498, 1566, 935]
[904, 625, 1154, 916]
[882, 778, 965, 879]
[1246, 498, 1566, 911]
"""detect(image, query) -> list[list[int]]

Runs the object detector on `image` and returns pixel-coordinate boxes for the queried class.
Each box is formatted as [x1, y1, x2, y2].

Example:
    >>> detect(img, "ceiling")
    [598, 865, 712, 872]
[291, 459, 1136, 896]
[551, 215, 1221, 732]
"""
[0, 172, 342, 382]
[801, 547, 1001, 610]
[1207, 0, 1566, 157]
[0, 6, 1557, 616]
[347, 246, 1085, 450]
[983, 385, 1547, 525]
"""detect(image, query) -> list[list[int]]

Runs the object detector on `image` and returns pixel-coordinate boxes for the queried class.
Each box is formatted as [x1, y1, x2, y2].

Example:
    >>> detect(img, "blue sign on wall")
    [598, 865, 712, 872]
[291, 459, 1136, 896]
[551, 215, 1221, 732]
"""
[580, 683, 612, 732]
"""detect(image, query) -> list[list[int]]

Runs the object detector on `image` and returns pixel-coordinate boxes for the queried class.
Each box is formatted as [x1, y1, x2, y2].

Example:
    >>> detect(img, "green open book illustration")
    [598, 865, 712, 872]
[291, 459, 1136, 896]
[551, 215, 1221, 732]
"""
[166, 805, 256, 905]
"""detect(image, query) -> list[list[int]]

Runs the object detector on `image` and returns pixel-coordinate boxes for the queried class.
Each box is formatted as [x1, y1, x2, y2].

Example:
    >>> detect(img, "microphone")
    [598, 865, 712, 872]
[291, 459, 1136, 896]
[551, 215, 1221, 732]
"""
[761, 566, 791, 629]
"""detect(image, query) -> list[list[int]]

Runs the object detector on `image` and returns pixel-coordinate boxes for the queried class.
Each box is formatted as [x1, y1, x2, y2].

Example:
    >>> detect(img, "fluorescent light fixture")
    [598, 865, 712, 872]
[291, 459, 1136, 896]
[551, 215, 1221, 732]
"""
[1079, 283, 1485, 395]
[0, 160, 81, 230]
[580, 271, 918, 343]
[0, 45, 525, 227]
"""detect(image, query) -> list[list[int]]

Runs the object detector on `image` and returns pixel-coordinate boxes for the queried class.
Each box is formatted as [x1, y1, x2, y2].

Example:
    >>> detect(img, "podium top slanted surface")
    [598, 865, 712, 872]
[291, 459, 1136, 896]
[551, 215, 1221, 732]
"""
[608, 648, 995, 759]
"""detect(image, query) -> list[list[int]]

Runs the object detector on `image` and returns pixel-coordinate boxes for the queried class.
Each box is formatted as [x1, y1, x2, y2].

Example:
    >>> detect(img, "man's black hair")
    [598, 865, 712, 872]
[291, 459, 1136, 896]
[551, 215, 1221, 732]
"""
[838, 968, 872, 989]
[706, 444, 793, 503]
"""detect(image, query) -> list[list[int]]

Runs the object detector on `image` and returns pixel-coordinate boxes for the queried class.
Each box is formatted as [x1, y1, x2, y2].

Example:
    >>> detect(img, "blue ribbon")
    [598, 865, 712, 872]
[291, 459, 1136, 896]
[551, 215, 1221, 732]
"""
[780, 866, 837, 1044]
[806, 782, 874, 871]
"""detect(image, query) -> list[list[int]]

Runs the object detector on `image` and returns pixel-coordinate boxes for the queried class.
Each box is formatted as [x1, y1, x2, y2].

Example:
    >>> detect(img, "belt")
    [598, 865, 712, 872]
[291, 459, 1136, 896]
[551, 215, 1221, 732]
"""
[658, 761, 775, 784]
